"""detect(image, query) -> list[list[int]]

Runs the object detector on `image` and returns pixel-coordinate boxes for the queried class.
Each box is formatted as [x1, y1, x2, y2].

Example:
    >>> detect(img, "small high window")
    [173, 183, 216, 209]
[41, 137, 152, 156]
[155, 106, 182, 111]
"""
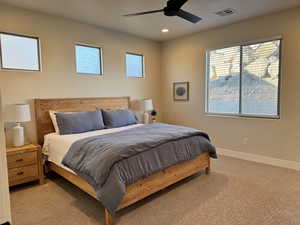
[75, 44, 103, 75]
[0, 33, 41, 71]
[126, 53, 144, 78]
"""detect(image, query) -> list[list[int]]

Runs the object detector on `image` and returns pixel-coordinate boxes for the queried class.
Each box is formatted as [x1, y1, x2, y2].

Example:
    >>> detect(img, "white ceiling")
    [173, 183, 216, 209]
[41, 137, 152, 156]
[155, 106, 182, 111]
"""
[1, 0, 300, 42]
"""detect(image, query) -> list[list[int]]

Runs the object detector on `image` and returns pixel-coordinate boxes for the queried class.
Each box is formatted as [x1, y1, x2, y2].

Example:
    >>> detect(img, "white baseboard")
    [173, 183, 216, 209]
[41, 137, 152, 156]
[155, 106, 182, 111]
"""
[217, 148, 300, 171]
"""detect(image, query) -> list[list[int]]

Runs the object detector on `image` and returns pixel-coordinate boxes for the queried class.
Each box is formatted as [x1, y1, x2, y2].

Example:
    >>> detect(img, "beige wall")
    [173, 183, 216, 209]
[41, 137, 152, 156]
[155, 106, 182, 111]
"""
[161, 7, 300, 162]
[0, 4, 162, 145]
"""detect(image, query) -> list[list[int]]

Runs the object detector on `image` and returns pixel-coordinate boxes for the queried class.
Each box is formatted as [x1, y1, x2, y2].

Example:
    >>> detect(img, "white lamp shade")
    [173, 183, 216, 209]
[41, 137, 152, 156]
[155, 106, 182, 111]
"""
[140, 99, 153, 112]
[14, 104, 31, 122]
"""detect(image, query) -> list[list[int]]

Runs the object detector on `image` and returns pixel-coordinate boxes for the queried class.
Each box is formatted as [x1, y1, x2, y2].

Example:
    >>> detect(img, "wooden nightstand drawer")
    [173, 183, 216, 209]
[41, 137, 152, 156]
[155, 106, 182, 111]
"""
[8, 164, 39, 186]
[7, 151, 37, 169]
[7, 144, 44, 187]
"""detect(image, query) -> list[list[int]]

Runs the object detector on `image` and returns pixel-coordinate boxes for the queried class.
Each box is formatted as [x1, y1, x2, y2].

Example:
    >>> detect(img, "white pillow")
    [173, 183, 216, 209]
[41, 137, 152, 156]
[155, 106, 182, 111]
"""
[49, 110, 59, 133]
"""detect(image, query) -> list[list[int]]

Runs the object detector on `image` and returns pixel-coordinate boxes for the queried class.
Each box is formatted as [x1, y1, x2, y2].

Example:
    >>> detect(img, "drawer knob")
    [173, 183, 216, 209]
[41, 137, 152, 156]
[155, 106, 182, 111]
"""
[17, 172, 24, 176]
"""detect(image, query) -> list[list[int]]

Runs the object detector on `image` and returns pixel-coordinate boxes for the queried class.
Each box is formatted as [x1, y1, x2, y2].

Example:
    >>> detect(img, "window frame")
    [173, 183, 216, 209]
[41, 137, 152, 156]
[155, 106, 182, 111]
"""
[205, 38, 282, 119]
[74, 43, 103, 76]
[125, 52, 145, 78]
[0, 31, 42, 72]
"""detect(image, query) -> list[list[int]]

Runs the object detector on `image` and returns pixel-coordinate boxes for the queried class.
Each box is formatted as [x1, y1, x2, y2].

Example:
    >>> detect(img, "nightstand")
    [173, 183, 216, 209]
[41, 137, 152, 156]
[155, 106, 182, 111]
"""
[6, 144, 44, 187]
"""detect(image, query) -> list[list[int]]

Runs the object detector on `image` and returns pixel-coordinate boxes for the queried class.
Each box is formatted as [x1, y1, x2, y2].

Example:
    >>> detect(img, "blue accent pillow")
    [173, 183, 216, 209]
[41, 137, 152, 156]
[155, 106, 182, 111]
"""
[55, 110, 105, 135]
[102, 109, 138, 128]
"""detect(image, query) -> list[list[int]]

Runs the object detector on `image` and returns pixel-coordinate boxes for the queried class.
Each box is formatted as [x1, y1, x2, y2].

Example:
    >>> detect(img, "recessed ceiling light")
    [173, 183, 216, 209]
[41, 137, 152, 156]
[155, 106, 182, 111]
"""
[161, 28, 169, 33]
[215, 8, 236, 17]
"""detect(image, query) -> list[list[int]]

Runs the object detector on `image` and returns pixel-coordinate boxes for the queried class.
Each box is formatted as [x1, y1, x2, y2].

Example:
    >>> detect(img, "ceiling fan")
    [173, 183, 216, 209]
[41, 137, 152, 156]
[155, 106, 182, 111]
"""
[123, 0, 202, 24]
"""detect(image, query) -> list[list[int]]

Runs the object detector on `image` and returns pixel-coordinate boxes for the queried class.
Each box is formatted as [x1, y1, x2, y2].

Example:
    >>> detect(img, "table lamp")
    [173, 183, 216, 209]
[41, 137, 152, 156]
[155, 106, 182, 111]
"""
[140, 99, 153, 124]
[12, 104, 31, 147]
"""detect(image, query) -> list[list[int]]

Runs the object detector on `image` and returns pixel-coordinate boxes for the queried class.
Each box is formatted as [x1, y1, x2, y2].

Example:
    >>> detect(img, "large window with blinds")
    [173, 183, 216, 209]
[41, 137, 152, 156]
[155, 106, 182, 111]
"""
[206, 39, 281, 118]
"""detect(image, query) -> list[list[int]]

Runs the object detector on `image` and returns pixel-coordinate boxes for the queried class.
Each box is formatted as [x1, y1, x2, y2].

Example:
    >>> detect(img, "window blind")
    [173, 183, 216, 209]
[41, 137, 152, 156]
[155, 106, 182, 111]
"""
[206, 39, 281, 117]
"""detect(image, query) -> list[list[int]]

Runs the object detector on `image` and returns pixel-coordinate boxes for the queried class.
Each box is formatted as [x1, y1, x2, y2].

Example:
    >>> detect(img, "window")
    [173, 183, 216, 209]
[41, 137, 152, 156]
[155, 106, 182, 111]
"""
[75, 44, 103, 75]
[206, 39, 281, 118]
[126, 53, 144, 78]
[0, 33, 40, 71]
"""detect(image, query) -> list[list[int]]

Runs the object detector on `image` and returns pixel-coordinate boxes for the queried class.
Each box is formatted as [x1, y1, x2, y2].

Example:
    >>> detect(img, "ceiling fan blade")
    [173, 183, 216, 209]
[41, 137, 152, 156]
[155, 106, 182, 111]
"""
[167, 0, 188, 10]
[176, 9, 202, 23]
[123, 9, 163, 17]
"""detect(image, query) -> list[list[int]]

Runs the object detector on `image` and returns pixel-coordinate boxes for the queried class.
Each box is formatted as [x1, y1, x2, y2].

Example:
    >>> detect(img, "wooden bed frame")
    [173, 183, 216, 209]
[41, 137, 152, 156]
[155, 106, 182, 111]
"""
[35, 97, 210, 225]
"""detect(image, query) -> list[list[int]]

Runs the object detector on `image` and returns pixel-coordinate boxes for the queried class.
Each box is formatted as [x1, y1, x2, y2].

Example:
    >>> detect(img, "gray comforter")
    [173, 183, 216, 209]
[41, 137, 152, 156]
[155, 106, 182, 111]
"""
[62, 123, 217, 214]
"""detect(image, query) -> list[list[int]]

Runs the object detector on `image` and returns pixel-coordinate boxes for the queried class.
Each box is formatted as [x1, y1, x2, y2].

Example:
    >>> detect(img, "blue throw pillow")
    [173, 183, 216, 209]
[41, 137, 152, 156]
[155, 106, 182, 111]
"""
[55, 110, 105, 135]
[102, 109, 138, 128]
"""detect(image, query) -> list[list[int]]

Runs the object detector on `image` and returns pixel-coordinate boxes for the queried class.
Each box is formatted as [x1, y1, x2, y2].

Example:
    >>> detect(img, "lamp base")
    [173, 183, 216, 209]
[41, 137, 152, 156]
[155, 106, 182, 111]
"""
[12, 123, 25, 147]
[143, 112, 150, 124]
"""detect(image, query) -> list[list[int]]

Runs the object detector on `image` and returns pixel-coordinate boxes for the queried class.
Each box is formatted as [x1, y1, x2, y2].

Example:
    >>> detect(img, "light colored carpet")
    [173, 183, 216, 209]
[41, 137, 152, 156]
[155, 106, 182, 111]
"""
[10, 155, 300, 225]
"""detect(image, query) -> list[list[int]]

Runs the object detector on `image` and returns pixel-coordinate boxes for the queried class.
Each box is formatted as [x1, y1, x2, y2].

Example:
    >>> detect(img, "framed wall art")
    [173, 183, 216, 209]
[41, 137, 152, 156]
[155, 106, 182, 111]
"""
[173, 82, 189, 101]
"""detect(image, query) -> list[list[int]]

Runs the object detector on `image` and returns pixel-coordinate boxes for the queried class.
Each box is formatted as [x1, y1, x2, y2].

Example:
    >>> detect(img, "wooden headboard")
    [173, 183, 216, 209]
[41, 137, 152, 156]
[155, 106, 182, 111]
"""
[34, 97, 130, 145]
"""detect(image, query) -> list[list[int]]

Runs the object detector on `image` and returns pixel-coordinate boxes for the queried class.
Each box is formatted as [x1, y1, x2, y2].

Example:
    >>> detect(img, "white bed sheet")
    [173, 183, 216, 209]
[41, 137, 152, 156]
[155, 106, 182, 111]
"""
[43, 124, 143, 174]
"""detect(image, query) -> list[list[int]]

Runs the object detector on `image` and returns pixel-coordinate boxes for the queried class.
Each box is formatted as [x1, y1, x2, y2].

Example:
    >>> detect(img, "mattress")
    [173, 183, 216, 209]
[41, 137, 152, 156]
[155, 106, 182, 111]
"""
[43, 124, 143, 174]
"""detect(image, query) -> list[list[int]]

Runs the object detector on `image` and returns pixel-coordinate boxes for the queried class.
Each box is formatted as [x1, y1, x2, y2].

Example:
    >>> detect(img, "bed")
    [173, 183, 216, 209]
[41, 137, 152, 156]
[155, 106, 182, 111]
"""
[35, 97, 216, 225]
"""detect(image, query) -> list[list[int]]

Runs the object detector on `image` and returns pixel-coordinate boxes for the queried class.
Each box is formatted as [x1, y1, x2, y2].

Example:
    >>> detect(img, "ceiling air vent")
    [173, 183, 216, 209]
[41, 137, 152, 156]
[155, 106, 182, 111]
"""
[215, 8, 236, 17]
